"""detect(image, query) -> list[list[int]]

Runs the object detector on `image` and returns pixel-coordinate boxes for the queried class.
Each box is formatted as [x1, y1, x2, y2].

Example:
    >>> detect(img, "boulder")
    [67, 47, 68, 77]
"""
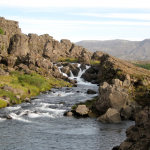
[8, 33, 29, 57]
[80, 64, 86, 71]
[60, 66, 70, 76]
[0, 68, 9, 76]
[16, 95, 20, 100]
[97, 108, 121, 123]
[76, 105, 89, 115]
[120, 105, 132, 119]
[24, 97, 30, 102]
[87, 89, 96, 94]
[6, 115, 12, 119]
[94, 81, 128, 115]
[66, 111, 73, 116]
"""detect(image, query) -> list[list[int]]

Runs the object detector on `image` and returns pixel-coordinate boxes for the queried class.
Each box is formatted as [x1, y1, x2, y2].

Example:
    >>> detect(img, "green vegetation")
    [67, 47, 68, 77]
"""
[133, 63, 150, 70]
[0, 99, 7, 108]
[132, 84, 150, 107]
[0, 71, 72, 108]
[0, 27, 4, 35]
[57, 57, 78, 63]
[90, 59, 100, 65]
[1, 45, 4, 50]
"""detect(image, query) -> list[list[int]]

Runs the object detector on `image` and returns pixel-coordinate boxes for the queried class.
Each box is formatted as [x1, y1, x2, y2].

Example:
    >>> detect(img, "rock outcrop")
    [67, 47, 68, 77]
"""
[113, 107, 150, 150]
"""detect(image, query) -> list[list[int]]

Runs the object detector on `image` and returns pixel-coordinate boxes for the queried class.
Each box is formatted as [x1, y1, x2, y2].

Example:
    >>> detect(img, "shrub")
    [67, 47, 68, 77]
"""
[18, 73, 48, 89]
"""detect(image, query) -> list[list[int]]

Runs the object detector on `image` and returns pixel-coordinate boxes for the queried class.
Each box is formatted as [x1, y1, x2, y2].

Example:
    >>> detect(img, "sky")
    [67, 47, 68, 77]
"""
[1, 0, 150, 43]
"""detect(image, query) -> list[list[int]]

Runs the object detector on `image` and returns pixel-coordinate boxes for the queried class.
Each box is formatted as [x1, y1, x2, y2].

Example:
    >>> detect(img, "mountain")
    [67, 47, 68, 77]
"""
[75, 39, 150, 60]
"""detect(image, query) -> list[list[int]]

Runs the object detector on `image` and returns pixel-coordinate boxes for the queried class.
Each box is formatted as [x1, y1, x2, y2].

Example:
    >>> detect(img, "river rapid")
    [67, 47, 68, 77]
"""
[0, 64, 134, 150]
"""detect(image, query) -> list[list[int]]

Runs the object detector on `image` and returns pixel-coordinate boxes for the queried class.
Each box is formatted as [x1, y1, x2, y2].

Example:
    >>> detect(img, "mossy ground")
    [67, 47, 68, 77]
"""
[90, 60, 100, 65]
[0, 99, 7, 108]
[0, 27, 4, 35]
[0, 71, 72, 108]
[57, 57, 78, 63]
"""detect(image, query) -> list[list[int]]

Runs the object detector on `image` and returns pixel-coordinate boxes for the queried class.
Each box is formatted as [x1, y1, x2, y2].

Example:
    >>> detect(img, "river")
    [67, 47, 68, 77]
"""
[0, 64, 134, 150]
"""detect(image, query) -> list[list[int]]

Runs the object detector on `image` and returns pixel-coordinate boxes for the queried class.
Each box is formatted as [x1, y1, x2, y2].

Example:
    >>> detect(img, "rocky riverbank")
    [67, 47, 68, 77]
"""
[1, 16, 150, 149]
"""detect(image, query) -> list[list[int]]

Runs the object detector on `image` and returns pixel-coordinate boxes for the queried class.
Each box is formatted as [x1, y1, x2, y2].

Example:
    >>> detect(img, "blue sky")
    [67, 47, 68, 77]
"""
[1, 0, 150, 42]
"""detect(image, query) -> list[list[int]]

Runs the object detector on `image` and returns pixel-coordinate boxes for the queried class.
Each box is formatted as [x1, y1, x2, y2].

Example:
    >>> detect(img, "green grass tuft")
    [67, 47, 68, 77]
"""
[0, 27, 5, 35]
[57, 57, 78, 63]
[0, 99, 7, 108]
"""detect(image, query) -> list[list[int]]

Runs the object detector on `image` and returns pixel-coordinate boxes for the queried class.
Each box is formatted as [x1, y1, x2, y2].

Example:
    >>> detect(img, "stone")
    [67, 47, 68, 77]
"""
[6, 115, 12, 119]
[80, 64, 86, 71]
[76, 105, 89, 115]
[24, 97, 30, 102]
[120, 105, 132, 119]
[8, 33, 29, 57]
[97, 108, 121, 123]
[123, 79, 131, 88]
[114, 107, 150, 150]
[112, 79, 122, 87]
[87, 89, 96, 94]
[67, 111, 73, 116]
[95, 82, 128, 114]
[16, 95, 20, 100]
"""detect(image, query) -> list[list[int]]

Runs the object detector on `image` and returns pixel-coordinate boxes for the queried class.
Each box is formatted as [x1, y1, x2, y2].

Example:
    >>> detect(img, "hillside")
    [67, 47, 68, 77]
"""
[76, 39, 150, 60]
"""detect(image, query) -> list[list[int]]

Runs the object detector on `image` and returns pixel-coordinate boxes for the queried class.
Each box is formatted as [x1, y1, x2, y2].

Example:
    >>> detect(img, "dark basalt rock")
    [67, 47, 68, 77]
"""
[87, 89, 96, 94]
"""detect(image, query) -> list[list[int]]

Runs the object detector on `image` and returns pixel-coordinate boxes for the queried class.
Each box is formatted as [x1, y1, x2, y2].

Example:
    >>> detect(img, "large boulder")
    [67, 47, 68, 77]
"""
[97, 108, 121, 123]
[76, 105, 89, 115]
[8, 34, 29, 57]
[94, 81, 128, 115]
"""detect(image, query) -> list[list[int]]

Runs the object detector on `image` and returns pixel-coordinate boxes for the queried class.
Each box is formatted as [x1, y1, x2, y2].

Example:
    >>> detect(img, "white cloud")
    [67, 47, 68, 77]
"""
[68, 13, 150, 21]
[1, 0, 150, 8]
[16, 18, 150, 26]
[6, 15, 150, 26]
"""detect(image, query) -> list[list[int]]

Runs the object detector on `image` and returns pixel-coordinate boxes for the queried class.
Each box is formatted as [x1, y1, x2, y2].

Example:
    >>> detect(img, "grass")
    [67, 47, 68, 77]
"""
[0, 99, 7, 108]
[90, 60, 100, 65]
[1, 45, 4, 50]
[57, 57, 78, 63]
[133, 63, 150, 70]
[0, 27, 4, 35]
[0, 71, 72, 108]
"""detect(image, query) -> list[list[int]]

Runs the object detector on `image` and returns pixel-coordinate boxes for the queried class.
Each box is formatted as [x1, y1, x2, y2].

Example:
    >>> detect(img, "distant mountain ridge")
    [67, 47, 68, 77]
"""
[75, 39, 150, 60]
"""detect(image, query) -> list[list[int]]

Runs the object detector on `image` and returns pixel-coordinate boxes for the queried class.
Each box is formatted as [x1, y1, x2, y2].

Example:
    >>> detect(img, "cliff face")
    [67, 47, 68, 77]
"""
[0, 17, 92, 65]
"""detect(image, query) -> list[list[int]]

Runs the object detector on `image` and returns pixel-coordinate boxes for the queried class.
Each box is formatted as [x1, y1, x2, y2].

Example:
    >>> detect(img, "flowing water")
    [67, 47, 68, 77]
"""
[0, 64, 134, 150]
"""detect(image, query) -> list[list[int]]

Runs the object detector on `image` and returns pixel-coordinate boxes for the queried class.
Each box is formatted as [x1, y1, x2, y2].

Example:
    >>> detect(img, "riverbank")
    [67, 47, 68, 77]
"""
[0, 69, 72, 108]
